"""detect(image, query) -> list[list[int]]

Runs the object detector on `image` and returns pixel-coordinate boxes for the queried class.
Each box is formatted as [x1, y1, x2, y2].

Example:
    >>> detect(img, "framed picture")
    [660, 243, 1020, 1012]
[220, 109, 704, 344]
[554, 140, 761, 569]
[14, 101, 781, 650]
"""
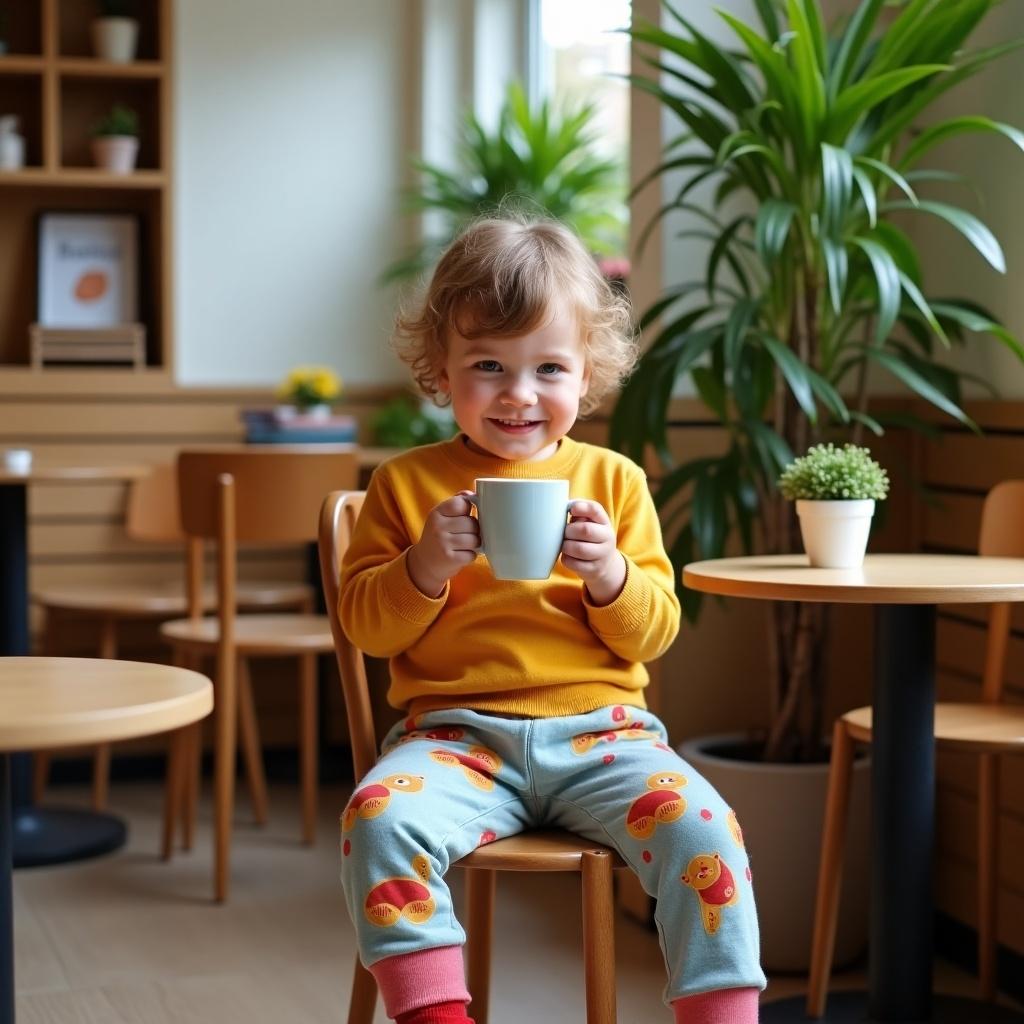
[37, 212, 140, 327]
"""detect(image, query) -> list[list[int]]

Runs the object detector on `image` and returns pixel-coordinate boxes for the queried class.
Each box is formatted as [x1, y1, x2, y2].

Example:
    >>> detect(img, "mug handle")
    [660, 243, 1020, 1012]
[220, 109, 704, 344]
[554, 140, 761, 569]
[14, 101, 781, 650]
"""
[465, 492, 485, 556]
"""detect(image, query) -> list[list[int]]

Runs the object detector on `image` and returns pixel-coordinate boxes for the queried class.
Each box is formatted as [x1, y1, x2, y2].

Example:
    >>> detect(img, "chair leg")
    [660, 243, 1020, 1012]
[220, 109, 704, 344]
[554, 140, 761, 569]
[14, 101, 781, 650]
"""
[348, 957, 378, 1024]
[91, 617, 118, 811]
[464, 868, 495, 1024]
[978, 752, 1000, 1002]
[807, 719, 856, 1019]
[236, 656, 269, 825]
[213, 645, 238, 902]
[298, 653, 317, 844]
[581, 850, 616, 1024]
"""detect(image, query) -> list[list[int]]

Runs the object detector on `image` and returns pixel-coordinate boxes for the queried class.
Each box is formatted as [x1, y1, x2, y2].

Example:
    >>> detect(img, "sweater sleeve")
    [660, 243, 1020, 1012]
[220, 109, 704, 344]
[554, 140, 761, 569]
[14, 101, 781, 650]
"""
[338, 468, 448, 658]
[582, 467, 681, 662]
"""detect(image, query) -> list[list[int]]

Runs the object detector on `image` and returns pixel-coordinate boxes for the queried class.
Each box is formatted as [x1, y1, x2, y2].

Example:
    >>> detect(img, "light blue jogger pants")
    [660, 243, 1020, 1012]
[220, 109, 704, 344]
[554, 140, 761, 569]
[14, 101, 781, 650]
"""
[340, 704, 766, 1003]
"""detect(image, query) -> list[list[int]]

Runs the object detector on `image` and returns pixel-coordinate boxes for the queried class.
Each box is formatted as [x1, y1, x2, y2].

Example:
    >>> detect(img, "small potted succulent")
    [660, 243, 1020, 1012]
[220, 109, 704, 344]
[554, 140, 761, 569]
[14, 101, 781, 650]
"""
[92, 0, 138, 64]
[91, 104, 138, 174]
[779, 443, 890, 569]
[276, 365, 342, 419]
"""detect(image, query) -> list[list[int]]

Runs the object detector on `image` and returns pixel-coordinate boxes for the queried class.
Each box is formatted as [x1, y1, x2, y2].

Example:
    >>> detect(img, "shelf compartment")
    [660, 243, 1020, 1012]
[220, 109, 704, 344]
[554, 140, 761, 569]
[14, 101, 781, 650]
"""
[58, 1, 161, 61]
[59, 76, 160, 170]
[0, 74, 45, 169]
[0, 185, 164, 368]
[1, 5, 44, 57]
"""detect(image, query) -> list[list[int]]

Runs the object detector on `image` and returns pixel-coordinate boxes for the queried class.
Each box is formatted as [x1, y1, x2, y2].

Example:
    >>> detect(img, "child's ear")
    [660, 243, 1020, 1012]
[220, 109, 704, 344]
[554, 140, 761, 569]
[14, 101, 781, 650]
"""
[438, 367, 450, 394]
[580, 365, 591, 397]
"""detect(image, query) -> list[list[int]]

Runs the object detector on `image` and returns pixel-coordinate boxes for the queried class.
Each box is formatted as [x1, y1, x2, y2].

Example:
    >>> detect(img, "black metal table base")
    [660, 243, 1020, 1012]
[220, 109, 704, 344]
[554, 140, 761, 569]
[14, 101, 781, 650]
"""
[11, 808, 126, 868]
[762, 992, 1024, 1022]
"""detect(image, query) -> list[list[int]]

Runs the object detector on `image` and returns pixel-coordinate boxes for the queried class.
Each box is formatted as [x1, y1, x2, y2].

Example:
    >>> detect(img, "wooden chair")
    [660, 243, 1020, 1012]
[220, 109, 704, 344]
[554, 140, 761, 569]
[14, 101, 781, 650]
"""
[318, 490, 627, 1024]
[161, 449, 358, 903]
[808, 480, 1024, 1016]
[32, 462, 313, 810]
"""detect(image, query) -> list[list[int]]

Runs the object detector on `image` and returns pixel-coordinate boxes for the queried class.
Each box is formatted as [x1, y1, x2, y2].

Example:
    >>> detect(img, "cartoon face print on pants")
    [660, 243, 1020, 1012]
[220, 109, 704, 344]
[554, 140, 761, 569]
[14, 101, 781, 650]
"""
[571, 708, 660, 755]
[625, 771, 688, 839]
[428, 746, 503, 790]
[726, 809, 745, 848]
[395, 726, 465, 746]
[364, 853, 435, 927]
[681, 852, 740, 935]
[342, 773, 425, 832]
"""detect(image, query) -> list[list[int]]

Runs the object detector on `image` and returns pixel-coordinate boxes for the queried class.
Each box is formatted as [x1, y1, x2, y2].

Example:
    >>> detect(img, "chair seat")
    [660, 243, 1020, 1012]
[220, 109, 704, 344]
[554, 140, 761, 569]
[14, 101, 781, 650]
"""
[160, 614, 333, 654]
[458, 828, 628, 872]
[842, 702, 1024, 753]
[33, 580, 312, 617]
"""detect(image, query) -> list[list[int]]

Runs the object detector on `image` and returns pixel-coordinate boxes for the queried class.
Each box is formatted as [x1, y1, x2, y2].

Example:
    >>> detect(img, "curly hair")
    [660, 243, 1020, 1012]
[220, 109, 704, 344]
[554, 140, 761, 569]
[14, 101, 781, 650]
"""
[392, 215, 637, 417]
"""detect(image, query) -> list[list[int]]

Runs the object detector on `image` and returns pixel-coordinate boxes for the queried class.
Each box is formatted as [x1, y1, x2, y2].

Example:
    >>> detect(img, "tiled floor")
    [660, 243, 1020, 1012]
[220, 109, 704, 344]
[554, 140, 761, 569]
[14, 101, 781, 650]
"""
[11, 779, 1016, 1023]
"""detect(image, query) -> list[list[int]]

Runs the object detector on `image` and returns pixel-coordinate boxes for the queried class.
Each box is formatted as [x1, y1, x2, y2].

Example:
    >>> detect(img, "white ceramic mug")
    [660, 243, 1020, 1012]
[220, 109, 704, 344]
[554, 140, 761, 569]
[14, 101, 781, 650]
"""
[468, 478, 574, 580]
[3, 449, 32, 474]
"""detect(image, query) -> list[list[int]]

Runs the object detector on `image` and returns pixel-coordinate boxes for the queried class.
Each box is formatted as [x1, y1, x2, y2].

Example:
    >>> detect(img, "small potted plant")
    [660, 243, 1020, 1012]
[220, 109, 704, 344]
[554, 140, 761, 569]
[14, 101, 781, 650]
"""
[779, 443, 890, 568]
[91, 104, 138, 174]
[92, 0, 138, 64]
[276, 365, 342, 419]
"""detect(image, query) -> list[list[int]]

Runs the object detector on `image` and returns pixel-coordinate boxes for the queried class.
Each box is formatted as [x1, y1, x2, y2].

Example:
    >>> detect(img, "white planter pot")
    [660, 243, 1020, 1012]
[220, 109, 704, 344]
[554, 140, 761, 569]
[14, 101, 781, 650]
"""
[679, 733, 871, 973]
[91, 135, 138, 174]
[92, 17, 139, 63]
[796, 499, 875, 568]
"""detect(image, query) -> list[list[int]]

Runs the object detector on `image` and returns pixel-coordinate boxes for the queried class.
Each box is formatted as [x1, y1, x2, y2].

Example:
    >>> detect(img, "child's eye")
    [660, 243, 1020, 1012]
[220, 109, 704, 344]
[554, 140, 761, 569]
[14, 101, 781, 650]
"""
[474, 360, 501, 372]
[538, 363, 564, 375]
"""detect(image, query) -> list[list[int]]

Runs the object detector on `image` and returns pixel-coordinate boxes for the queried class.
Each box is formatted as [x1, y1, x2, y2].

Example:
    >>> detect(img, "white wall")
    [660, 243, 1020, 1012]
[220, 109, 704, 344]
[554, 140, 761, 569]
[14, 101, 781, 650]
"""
[174, 0, 409, 387]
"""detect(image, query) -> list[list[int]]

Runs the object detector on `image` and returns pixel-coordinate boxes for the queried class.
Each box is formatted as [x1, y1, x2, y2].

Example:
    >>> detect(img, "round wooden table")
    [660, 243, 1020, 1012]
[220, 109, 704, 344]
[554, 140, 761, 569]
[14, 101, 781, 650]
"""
[0, 464, 150, 869]
[0, 656, 212, 1024]
[683, 555, 1024, 1024]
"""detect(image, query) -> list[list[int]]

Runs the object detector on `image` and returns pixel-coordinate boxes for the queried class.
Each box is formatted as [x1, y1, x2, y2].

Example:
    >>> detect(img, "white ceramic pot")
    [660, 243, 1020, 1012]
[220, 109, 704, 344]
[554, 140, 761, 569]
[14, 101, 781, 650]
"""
[91, 17, 139, 63]
[302, 404, 331, 420]
[796, 499, 875, 568]
[678, 733, 871, 973]
[91, 135, 138, 174]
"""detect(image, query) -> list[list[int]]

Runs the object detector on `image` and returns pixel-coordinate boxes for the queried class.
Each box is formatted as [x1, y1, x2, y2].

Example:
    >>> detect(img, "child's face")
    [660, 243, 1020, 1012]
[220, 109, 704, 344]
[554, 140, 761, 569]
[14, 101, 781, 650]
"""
[438, 299, 590, 462]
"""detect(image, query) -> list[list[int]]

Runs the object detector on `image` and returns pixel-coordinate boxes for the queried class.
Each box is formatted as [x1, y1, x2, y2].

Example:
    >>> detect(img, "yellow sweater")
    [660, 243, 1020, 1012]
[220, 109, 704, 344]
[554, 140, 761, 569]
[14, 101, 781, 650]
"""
[339, 435, 680, 717]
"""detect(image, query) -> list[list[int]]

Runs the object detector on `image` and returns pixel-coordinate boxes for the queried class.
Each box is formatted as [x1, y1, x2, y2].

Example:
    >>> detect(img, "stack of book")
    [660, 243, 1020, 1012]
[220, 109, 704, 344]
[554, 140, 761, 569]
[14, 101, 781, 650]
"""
[242, 408, 358, 444]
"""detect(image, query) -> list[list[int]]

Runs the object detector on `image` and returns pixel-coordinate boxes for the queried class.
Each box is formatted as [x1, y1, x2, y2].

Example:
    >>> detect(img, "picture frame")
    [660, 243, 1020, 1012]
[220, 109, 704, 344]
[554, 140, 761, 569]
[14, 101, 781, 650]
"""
[37, 212, 140, 328]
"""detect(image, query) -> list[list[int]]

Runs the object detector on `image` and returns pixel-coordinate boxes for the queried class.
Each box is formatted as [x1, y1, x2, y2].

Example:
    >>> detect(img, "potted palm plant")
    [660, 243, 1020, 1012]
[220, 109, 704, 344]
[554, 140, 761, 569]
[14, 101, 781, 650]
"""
[91, 104, 138, 174]
[382, 80, 626, 283]
[618, 0, 1023, 970]
[92, 0, 139, 64]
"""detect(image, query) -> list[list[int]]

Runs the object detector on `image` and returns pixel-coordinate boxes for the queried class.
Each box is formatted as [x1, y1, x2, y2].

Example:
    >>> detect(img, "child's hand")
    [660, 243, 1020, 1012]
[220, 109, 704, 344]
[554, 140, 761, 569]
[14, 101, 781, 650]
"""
[561, 500, 626, 606]
[407, 491, 480, 598]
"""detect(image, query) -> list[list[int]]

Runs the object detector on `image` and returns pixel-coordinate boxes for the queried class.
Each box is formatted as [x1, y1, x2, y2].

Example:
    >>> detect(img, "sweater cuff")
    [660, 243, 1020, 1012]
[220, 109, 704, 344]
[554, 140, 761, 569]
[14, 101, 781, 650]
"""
[583, 555, 650, 638]
[382, 549, 450, 623]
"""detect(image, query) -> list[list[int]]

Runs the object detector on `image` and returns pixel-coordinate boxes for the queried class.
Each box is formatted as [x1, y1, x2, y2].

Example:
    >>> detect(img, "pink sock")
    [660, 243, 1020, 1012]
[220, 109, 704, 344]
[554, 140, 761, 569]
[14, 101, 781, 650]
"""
[368, 945, 472, 1020]
[672, 987, 759, 1024]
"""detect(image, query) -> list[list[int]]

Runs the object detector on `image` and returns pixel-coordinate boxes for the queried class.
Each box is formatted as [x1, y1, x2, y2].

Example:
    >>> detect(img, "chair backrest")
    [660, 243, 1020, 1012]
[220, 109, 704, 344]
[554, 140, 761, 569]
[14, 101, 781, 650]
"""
[977, 480, 1024, 703]
[125, 463, 182, 543]
[178, 448, 359, 544]
[318, 490, 379, 780]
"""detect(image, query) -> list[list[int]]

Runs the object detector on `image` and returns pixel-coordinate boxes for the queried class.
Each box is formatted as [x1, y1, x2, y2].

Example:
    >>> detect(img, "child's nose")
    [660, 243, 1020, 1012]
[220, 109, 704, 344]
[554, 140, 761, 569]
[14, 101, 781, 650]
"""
[500, 378, 538, 406]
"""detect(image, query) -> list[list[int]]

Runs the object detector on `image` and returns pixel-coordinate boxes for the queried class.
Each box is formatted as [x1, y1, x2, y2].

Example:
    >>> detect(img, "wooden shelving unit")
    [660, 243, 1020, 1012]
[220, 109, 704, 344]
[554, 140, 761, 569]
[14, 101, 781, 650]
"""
[0, 0, 173, 374]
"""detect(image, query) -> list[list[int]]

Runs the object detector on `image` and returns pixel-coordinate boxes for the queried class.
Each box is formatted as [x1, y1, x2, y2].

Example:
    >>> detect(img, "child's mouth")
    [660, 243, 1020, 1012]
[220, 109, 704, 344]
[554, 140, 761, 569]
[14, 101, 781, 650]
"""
[490, 419, 540, 434]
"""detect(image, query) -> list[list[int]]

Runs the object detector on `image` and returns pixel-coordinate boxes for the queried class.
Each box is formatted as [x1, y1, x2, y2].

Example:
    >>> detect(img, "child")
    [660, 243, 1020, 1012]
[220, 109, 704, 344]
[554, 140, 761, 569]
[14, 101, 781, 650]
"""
[339, 216, 765, 1024]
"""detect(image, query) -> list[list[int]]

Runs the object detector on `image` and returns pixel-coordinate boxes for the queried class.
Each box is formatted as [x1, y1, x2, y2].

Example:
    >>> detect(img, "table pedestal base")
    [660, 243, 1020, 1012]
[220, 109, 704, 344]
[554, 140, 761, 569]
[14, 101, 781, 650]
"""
[12, 807, 126, 867]
[762, 991, 1024, 1022]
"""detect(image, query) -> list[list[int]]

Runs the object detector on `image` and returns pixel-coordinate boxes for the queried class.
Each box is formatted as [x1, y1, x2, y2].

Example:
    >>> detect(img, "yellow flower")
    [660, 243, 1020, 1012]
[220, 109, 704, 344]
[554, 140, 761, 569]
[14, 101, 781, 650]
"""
[277, 365, 343, 407]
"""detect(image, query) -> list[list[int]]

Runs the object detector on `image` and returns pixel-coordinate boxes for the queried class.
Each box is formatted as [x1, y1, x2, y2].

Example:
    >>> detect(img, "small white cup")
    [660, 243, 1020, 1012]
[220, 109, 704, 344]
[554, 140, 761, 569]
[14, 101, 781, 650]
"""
[468, 477, 574, 581]
[3, 449, 32, 474]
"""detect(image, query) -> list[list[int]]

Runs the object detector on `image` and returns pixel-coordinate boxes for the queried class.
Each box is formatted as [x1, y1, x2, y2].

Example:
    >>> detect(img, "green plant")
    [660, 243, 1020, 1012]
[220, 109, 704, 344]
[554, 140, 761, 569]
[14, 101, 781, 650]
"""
[779, 443, 889, 500]
[97, 0, 134, 17]
[371, 395, 458, 448]
[382, 80, 626, 283]
[614, 0, 1024, 761]
[93, 104, 138, 138]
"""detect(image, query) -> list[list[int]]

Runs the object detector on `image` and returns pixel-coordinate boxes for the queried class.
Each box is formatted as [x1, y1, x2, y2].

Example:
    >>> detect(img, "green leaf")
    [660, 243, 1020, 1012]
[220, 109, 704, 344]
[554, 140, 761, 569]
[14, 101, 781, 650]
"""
[707, 215, 751, 299]
[930, 302, 1024, 362]
[900, 116, 1024, 170]
[761, 335, 818, 422]
[692, 469, 729, 558]
[754, 198, 798, 264]
[850, 236, 902, 343]
[744, 419, 794, 477]
[821, 237, 848, 314]
[821, 143, 854, 236]
[854, 156, 918, 205]
[692, 366, 729, 421]
[896, 272, 950, 347]
[826, 65, 948, 144]
[786, 0, 827, 143]
[724, 298, 760, 372]
[867, 347, 978, 431]
[887, 199, 1006, 273]
[848, 409, 885, 436]
[851, 166, 877, 228]
[828, 0, 886, 97]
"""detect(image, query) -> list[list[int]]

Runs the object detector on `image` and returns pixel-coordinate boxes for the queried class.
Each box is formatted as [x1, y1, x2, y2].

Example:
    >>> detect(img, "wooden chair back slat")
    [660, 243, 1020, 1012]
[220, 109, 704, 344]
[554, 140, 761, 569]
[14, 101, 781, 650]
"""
[178, 449, 359, 543]
[318, 491, 379, 781]
[125, 463, 182, 543]
[978, 480, 1024, 703]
